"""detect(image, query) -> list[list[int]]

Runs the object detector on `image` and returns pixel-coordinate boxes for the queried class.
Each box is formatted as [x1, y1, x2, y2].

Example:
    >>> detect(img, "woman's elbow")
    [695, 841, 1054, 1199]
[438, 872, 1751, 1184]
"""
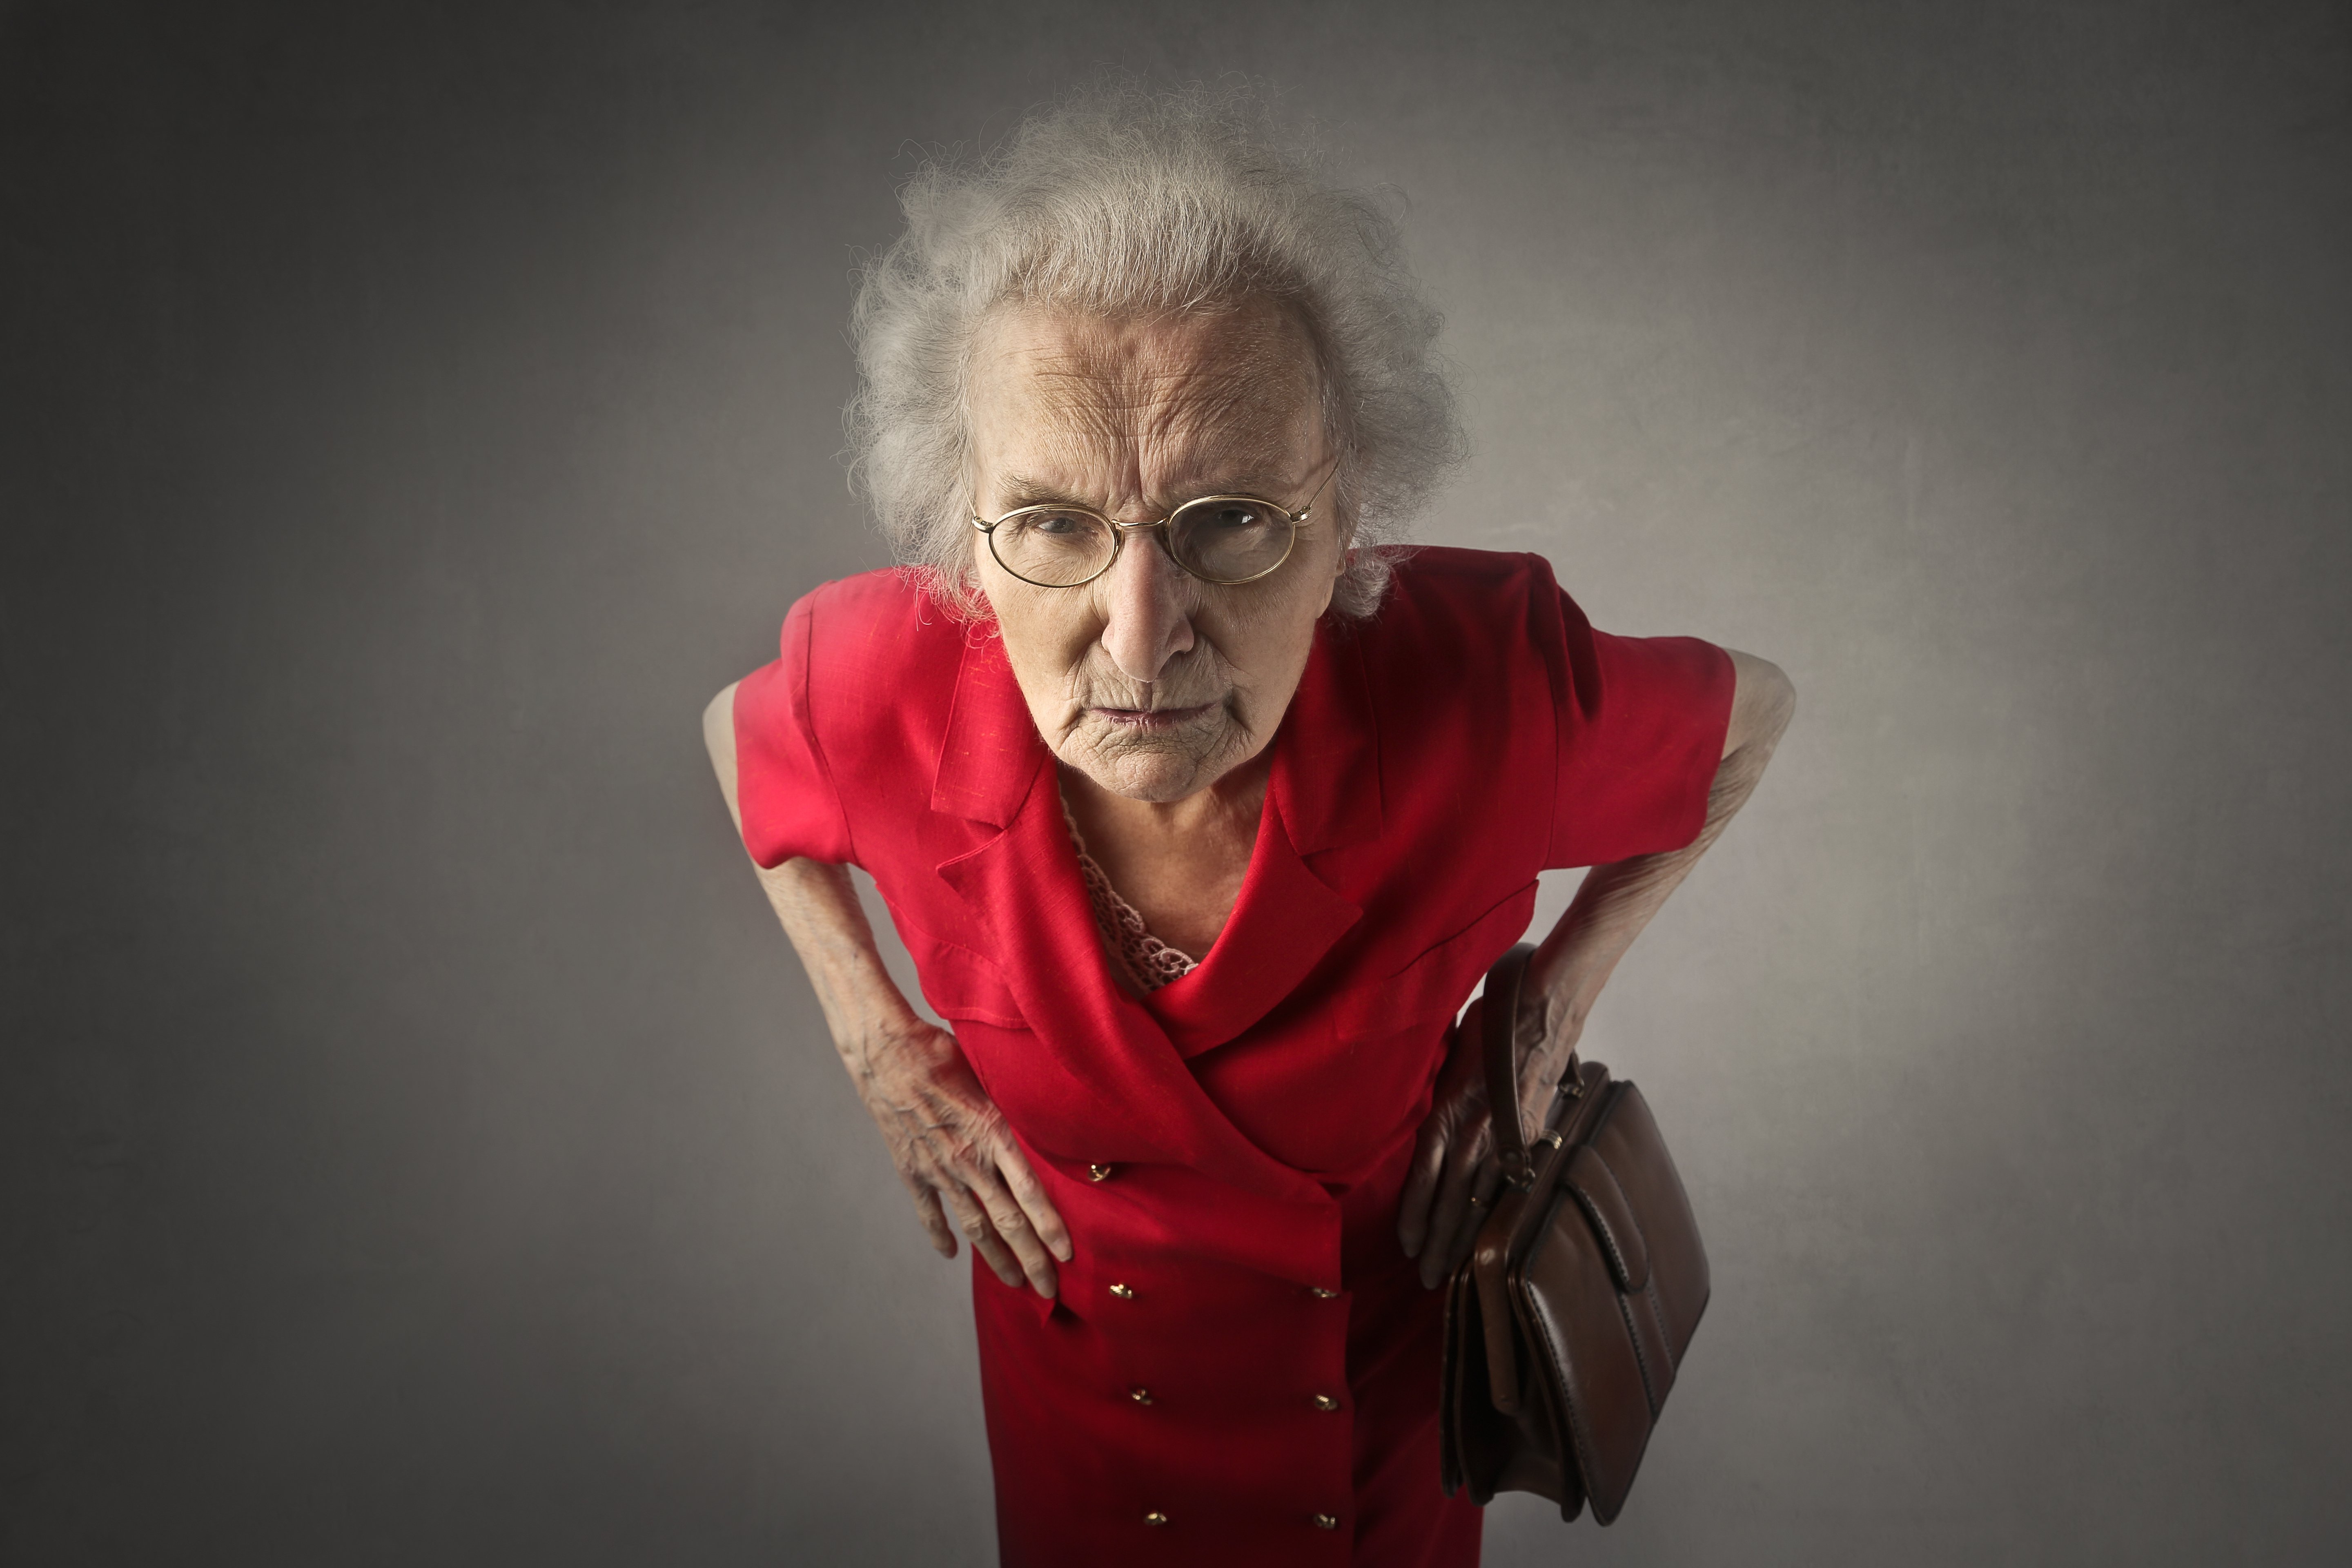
[704, 682, 743, 827]
[1724, 650, 1795, 758]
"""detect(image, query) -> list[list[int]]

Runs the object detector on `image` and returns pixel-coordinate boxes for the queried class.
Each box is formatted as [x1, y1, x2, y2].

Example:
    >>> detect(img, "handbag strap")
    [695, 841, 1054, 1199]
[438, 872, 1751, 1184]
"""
[1481, 942, 1584, 1190]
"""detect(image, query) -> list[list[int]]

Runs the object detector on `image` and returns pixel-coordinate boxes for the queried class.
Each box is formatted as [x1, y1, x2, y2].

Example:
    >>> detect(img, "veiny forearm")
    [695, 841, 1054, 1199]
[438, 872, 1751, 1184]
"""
[703, 682, 927, 1073]
[1524, 650, 1795, 1069]
[754, 858, 928, 1080]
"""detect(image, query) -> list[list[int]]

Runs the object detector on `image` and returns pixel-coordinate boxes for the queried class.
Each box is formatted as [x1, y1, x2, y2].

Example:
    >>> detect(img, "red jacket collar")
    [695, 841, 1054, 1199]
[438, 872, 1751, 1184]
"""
[927, 624, 1048, 828]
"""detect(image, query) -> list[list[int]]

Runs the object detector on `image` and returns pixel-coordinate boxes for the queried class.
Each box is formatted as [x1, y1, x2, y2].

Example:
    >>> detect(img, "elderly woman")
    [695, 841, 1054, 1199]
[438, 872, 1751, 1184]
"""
[704, 87, 1791, 1567]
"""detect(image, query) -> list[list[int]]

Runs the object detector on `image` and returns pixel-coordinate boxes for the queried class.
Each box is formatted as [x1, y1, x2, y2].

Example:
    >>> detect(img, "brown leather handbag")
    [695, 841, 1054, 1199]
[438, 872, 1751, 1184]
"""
[1440, 943, 1711, 1525]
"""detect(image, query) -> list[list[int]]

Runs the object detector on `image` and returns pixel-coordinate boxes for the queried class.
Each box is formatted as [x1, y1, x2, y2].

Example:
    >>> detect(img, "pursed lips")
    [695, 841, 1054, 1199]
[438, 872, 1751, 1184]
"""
[1087, 702, 1216, 731]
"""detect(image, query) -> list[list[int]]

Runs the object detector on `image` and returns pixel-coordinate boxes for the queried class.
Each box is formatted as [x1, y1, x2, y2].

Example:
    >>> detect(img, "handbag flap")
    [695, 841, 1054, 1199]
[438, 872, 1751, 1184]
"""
[1512, 1166, 1655, 1524]
[1564, 1144, 1650, 1293]
[1589, 1082, 1710, 1358]
[1511, 1076, 1711, 1526]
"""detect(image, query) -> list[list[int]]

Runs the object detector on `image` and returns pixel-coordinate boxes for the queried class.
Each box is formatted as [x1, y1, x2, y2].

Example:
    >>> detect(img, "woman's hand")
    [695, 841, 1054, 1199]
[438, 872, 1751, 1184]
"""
[841, 1014, 1072, 1297]
[693, 692, 1072, 1303]
[1396, 986, 1575, 1291]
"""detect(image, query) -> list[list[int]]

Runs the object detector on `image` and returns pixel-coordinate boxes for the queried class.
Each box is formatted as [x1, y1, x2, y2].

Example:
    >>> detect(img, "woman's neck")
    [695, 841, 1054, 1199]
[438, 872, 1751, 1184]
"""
[1058, 752, 1270, 960]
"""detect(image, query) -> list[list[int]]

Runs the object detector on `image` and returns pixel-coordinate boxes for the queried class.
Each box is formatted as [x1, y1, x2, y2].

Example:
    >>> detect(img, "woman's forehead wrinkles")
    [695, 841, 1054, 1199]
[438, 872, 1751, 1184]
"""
[993, 409, 1307, 496]
[1015, 357, 1302, 434]
[979, 305, 1314, 421]
[989, 388, 1310, 493]
[995, 443, 1301, 511]
[973, 308, 1323, 508]
[1011, 354, 1286, 425]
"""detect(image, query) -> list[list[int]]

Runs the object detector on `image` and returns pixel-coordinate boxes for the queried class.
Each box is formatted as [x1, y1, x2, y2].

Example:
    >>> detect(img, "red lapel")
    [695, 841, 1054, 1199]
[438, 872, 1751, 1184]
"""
[927, 629, 1330, 1207]
[1142, 620, 1385, 1053]
[928, 625, 1049, 829]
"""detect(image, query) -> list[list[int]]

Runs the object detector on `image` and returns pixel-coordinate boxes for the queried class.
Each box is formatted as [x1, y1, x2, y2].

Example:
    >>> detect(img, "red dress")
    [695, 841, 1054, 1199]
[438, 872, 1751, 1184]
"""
[731, 548, 1732, 1567]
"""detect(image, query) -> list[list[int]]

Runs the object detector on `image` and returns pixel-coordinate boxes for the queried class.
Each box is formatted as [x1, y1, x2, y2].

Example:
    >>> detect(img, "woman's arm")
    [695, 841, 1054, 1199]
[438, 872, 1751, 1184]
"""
[705, 683, 1071, 1297]
[1397, 650, 1796, 1287]
[1520, 648, 1797, 1100]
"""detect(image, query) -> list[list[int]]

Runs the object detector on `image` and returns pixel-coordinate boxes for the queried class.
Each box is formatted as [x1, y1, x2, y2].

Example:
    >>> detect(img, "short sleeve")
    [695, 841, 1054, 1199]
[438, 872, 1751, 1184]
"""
[731, 592, 855, 870]
[1544, 586, 1736, 869]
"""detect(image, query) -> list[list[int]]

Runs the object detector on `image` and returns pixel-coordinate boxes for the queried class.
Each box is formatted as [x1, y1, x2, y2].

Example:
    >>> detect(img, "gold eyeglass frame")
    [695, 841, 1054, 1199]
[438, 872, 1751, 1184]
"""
[970, 466, 1335, 589]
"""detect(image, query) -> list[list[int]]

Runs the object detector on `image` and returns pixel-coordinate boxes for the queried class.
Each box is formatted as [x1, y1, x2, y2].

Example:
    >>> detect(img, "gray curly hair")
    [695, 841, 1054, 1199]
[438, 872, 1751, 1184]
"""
[845, 82, 1465, 619]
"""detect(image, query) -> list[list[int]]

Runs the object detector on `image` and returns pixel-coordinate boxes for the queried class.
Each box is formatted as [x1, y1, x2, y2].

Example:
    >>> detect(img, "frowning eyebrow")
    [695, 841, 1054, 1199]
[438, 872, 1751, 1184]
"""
[993, 468, 1305, 512]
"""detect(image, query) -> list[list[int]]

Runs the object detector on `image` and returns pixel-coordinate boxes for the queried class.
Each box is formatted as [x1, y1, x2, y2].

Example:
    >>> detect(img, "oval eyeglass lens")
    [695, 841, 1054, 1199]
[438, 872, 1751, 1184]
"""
[1169, 499, 1292, 582]
[995, 509, 1115, 586]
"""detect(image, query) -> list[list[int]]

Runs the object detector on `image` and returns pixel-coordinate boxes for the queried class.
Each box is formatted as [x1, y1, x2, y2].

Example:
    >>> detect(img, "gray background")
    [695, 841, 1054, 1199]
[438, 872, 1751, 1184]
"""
[6, 2, 2347, 1563]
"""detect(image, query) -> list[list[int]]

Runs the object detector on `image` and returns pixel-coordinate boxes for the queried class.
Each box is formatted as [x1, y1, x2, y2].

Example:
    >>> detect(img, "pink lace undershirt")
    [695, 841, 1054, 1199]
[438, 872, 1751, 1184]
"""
[1062, 796, 1200, 993]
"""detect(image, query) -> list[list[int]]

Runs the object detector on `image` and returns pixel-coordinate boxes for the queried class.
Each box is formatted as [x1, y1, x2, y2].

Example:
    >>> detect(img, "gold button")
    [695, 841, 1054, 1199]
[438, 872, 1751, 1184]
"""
[1144, 1510, 1169, 1527]
[1129, 1387, 1153, 1405]
[1312, 1512, 1339, 1530]
[1110, 1283, 1136, 1299]
[1087, 1163, 1114, 1182]
[1312, 1393, 1341, 1411]
[1309, 1287, 1339, 1299]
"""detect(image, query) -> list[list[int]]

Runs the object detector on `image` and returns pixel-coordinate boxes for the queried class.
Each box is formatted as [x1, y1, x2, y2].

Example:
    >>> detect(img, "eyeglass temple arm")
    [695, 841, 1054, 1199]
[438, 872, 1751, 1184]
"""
[1294, 461, 1339, 521]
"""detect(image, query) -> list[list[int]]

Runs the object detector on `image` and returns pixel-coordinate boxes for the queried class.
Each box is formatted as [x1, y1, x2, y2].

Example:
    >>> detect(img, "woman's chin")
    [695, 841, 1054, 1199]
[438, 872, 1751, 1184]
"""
[1073, 751, 1203, 803]
[1060, 726, 1235, 804]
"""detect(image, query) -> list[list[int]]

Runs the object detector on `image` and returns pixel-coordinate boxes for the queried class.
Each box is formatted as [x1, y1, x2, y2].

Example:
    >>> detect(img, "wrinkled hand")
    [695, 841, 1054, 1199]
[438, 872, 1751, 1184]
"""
[842, 1018, 1071, 1297]
[1396, 988, 1577, 1290]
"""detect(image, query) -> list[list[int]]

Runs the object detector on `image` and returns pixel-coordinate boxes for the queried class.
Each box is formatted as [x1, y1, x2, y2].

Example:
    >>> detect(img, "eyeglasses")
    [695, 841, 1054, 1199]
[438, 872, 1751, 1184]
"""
[971, 467, 1334, 589]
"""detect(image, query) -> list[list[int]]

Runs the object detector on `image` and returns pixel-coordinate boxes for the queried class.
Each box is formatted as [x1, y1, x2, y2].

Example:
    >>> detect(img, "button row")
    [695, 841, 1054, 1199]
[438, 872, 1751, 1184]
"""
[1105, 1283, 1343, 1302]
[1108, 1274, 1345, 1536]
[1122, 1388, 1339, 1411]
[1139, 1511, 1344, 1530]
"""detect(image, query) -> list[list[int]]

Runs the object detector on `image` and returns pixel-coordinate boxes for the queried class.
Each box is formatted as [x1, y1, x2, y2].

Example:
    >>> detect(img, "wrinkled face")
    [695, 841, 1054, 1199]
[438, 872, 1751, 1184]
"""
[967, 301, 1347, 804]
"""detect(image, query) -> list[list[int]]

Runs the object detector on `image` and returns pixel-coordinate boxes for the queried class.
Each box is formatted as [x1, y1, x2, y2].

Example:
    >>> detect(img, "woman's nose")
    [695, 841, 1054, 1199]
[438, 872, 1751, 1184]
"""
[1096, 527, 1196, 686]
